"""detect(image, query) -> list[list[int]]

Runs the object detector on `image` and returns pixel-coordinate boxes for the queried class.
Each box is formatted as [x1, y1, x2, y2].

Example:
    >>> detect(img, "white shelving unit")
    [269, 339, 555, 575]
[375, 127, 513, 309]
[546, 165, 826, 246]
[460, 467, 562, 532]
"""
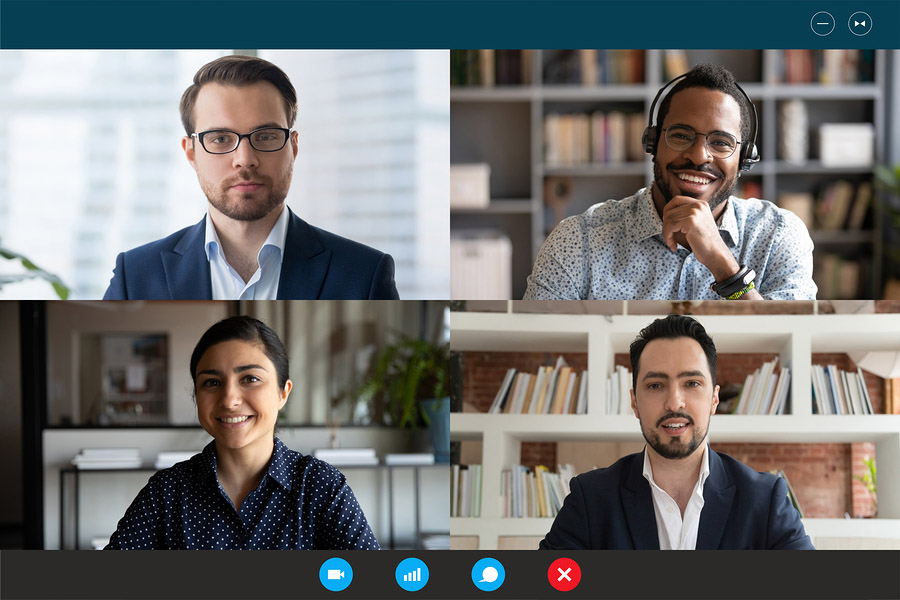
[450, 311, 900, 549]
[451, 49, 896, 298]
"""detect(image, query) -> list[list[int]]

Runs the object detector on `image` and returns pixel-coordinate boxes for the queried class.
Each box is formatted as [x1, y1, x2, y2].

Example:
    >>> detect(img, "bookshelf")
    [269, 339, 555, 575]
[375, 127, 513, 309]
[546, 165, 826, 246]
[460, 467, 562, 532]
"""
[449, 311, 900, 549]
[450, 49, 896, 299]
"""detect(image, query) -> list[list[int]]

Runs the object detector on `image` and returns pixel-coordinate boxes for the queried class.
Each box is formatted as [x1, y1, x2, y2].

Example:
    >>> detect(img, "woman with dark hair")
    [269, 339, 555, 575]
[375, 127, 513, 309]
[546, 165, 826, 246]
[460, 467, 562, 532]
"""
[106, 315, 380, 549]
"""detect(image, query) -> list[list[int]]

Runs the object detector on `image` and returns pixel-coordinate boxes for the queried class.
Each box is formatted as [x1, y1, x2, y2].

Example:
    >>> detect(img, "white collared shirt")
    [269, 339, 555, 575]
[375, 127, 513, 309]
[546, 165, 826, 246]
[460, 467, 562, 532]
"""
[641, 443, 711, 550]
[204, 207, 289, 300]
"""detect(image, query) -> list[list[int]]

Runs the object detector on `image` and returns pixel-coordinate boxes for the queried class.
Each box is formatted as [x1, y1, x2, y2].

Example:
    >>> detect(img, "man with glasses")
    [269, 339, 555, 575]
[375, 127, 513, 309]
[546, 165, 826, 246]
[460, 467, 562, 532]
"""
[524, 64, 815, 300]
[103, 55, 399, 300]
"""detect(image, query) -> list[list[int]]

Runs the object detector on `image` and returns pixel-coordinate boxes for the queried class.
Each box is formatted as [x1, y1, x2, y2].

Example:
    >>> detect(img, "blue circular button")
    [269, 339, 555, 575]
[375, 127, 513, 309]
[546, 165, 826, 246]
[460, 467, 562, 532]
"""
[319, 557, 353, 592]
[395, 557, 429, 592]
[810, 11, 835, 36]
[471, 557, 506, 592]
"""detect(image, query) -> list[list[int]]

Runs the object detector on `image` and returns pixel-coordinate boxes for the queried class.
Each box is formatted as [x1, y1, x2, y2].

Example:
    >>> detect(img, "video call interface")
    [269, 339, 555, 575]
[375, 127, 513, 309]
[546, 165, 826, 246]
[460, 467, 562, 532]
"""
[1, 1, 899, 600]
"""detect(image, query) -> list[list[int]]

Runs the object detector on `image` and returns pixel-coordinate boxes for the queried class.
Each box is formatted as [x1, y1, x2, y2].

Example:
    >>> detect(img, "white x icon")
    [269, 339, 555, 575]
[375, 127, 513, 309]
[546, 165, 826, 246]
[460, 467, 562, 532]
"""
[557, 567, 572, 582]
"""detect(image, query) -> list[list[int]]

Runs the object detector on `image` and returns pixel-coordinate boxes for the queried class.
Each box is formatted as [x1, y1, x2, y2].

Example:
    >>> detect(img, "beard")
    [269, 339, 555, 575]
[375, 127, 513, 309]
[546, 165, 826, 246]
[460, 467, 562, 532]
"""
[200, 167, 292, 222]
[639, 410, 707, 460]
[652, 156, 738, 214]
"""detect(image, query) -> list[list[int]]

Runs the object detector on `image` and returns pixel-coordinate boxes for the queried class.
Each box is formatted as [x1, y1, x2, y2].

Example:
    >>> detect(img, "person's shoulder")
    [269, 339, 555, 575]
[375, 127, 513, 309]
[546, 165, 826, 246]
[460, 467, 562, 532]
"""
[290, 214, 388, 261]
[281, 446, 348, 487]
[732, 196, 809, 232]
[572, 452, 641, 489]
[713, 450, 779, 488]
[578, 190, 644, 226]
[119, 221, 202, 261]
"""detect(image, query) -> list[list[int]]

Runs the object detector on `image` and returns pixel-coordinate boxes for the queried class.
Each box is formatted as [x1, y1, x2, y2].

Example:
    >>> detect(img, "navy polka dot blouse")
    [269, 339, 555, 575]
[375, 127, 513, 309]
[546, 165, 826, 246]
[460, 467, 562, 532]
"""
[105, 437, 380, 550]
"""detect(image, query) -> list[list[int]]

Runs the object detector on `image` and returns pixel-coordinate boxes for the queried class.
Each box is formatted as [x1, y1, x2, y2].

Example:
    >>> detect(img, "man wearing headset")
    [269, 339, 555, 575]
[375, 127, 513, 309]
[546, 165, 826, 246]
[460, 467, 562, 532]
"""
[524, 64, 816, 300]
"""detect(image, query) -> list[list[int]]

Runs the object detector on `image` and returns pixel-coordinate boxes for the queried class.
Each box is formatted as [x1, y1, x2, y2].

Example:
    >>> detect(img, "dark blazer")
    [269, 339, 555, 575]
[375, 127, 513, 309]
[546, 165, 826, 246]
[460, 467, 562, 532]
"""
[540, 450, 814, 550]
[102, 209, 399, 300]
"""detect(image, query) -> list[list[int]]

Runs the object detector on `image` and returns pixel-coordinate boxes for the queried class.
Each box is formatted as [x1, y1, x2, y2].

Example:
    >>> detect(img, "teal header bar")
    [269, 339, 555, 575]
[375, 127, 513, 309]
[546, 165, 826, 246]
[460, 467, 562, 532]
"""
[1, 1, 898, 49]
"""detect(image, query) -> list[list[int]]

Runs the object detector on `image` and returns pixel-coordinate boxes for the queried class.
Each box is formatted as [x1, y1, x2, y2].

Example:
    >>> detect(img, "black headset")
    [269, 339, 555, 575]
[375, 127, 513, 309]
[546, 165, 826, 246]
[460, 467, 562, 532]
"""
[641, 73, 760, 172]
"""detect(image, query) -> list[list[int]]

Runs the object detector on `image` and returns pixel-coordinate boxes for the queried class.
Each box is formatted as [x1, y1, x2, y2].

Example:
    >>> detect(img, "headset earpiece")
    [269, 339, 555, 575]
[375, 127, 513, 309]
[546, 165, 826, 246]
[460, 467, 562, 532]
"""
[641, 126, 657, 155]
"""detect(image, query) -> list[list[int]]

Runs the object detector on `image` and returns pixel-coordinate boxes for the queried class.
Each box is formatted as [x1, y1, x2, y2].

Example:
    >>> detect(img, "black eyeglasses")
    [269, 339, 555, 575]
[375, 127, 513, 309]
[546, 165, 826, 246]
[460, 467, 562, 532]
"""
[191, 127, 292, 154]
[662, 125, 741, 159]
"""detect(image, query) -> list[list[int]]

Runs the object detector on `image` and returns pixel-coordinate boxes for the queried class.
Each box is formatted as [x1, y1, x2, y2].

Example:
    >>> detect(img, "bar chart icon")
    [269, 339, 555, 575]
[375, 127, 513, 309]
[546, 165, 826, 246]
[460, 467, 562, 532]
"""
[395, 558, 429, 592]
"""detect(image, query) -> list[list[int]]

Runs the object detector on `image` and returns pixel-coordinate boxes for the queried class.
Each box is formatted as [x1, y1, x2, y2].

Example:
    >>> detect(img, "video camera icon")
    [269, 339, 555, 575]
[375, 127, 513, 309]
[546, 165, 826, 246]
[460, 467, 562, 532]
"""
[319, 558, 353, 592]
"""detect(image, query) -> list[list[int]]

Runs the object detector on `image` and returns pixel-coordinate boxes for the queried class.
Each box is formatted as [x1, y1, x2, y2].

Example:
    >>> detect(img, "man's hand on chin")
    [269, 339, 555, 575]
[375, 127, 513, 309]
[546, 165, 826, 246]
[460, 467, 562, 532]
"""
[661, 195, 740, 283]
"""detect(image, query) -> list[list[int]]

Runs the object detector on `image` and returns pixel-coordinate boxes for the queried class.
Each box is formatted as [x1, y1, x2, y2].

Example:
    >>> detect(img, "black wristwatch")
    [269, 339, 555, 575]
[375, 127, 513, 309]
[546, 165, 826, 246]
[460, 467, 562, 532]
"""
[710, 265, 756, 299]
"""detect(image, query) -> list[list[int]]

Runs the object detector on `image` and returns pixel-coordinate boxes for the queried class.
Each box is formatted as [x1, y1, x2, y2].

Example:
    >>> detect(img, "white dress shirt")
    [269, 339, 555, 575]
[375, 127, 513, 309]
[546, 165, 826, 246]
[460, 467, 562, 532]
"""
[641, 443, 711, 550]
[204, 207, 290, 300]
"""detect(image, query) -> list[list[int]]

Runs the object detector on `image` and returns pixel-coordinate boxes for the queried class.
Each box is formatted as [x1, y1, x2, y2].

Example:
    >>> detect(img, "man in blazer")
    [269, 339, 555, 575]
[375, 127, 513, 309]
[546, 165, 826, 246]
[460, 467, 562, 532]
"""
[540, 315, 813, 550]
[103, 55, 398, 300]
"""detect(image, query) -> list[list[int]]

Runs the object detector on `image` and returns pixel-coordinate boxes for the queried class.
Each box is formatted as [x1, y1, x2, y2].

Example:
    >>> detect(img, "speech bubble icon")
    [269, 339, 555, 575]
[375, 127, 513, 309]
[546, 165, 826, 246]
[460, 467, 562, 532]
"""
[479, 566, 498, 583]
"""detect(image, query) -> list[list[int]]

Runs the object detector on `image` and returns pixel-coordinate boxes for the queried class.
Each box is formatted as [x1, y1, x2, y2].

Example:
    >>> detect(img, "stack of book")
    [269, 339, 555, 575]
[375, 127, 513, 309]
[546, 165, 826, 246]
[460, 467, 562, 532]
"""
[811, 365, 875, 415]
[489, 356, 587, 415]
[778, 49, 874, 84]
[450, 50, 533, 86]
[543, 111, 644, 166]
[500, 464, 577, 518]
[71, 448, 142, 470]
[606, 365, 633, 415]
[451, 464, 482, 518]
[543, 50, 645, 85]
[313, 448, 379, 466]
[734, 358, 792, 415]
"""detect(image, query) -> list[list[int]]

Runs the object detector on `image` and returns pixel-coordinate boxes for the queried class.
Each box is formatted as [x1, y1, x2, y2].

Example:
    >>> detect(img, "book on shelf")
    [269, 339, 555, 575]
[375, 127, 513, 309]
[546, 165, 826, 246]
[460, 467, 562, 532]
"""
[734, 357, 791, 415]
[541, 49, 645, 85]
[451, 464, 482, 518]
[488, 356, 587, 415]
[500, 463, 577, 518]
[385, 453, 435, 466]
[771, 470, 804, 518]
[811, 365, 874, 415]
[777, 193, 814, 230]
[814, 253, 866, 300]
[72, 448, 142, 470]
[545, 111, 644, 166]
[777, 50, 873, 84]
[606, 365, 633, 415]
[451, 50, 532, 87]
[313, 448, 379, 466]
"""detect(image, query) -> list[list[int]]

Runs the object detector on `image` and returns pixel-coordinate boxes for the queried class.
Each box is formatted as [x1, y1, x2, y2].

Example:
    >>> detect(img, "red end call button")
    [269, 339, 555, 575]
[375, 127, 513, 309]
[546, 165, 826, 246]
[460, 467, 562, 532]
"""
[547, 557, 582, 592]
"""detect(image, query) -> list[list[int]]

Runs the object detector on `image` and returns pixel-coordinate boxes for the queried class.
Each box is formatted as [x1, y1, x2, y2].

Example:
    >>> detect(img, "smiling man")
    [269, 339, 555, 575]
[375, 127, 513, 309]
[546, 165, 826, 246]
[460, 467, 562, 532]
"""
[539, 315, 813, 550]
[525, 64, 816, 300]
[103, 55, 399, 300]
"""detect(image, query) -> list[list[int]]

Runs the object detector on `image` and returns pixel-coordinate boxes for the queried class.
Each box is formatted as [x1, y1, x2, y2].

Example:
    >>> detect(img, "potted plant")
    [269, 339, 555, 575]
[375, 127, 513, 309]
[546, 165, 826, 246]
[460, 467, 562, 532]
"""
[358, 335, 450, 462]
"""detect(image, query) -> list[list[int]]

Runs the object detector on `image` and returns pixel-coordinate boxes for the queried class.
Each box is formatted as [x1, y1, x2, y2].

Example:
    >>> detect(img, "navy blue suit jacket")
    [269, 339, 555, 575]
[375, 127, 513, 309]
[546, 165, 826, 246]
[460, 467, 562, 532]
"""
[102, 209, 399, 300]
[540, 450, 814, 550]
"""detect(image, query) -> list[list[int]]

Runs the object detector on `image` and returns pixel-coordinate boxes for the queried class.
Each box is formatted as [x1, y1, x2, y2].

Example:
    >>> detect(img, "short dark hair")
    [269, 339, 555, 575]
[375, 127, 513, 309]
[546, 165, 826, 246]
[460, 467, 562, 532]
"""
[190, 315, 290, 390]
[179, 55, 298, 135]
[629, 315, 717, 389]
[655, 63, 751, 151]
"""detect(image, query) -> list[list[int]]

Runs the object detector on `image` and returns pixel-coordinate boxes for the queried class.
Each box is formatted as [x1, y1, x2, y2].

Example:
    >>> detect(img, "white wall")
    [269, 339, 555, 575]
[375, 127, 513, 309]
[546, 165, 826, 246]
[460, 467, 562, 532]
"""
[46, 302, 230, 425]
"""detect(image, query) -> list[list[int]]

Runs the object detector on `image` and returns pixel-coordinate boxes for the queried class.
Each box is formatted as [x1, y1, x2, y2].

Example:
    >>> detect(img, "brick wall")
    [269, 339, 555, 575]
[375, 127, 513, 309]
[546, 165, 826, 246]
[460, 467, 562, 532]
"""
[461, 351, 883, 518]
